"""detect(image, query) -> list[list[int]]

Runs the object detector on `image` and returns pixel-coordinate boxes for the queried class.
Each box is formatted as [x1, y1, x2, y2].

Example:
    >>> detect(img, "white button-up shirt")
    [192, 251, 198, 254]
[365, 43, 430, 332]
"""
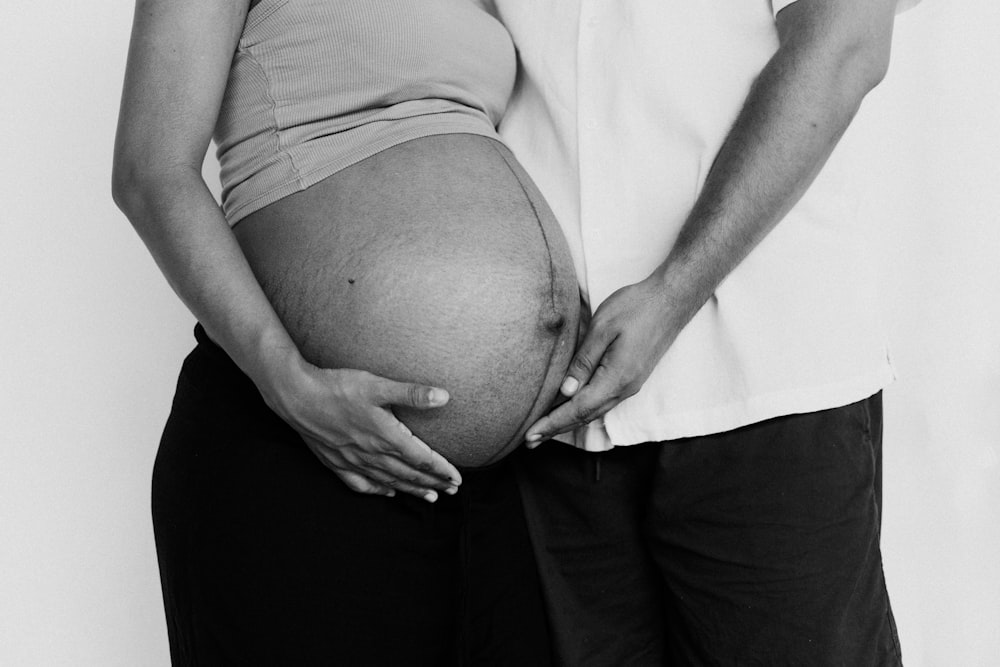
[494, 0, 914, 450]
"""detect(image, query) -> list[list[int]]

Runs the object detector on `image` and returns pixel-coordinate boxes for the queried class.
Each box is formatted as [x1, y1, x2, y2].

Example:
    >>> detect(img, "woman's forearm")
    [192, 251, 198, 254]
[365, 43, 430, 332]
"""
[113, 162, 462, 498]
[112, 164, 301, 390]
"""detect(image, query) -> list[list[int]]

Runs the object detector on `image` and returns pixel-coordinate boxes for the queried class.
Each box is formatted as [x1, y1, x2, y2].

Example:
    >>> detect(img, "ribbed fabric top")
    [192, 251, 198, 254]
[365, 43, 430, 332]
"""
[214, 0, 516, 224]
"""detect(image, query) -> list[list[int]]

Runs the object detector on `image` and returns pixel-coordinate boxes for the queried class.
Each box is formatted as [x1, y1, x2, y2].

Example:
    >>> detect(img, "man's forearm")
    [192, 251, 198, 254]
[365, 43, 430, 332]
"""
[652, 0, 897, 324]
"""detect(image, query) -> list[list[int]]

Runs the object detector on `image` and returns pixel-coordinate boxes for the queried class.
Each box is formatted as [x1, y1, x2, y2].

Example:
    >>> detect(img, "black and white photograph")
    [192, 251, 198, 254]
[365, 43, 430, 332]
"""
[2, 0, 998, 665]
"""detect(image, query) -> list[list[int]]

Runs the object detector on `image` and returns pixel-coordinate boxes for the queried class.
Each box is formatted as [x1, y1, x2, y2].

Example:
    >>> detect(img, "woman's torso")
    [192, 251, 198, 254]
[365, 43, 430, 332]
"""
[223, 1, 579, 466]
[216, 0, 515, 223]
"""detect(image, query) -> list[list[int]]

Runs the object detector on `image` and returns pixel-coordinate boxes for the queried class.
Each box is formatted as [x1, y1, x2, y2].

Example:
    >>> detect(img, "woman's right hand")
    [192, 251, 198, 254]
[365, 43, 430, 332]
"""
[259, 351, 463, 502]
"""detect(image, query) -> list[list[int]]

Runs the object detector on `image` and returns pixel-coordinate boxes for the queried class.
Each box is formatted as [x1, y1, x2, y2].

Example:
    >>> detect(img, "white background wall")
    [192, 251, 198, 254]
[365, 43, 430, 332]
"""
[1, 1, 997, 664]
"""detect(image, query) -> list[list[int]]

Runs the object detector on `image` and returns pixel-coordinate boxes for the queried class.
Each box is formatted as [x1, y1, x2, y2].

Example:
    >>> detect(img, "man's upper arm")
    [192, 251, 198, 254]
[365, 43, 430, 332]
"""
[771, 0, 900, 89]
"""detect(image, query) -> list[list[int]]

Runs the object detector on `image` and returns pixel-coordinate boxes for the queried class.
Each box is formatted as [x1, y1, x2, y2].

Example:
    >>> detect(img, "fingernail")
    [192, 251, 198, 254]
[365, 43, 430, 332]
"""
[526, 433, 542, 443]
[385, 490, 396, 497]
[561, 377, 579, 396]
[444, 485, 459, 496]
[428, 389, 449, 406]
[423, 490, 439, 503]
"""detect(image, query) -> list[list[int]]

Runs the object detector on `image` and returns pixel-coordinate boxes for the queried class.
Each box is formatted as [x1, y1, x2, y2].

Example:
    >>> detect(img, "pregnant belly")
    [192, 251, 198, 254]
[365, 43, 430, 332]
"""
[234, 134, 579, 467]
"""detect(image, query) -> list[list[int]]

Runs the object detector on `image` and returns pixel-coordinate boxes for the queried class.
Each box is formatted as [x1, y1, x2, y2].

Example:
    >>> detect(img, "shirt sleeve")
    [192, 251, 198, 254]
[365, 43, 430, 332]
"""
[770, 0, 801, 16]
[771, 0, 922, 18]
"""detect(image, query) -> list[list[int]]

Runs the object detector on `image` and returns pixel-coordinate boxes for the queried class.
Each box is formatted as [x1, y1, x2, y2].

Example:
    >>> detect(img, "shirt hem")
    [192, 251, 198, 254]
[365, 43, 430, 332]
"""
[586, 363, 897, 451]
[224, 118, 500, 225]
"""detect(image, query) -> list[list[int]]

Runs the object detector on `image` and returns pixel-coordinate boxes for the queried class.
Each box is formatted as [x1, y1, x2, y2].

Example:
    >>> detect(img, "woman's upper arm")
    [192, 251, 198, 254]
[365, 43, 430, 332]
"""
[113, 0, 250, 184]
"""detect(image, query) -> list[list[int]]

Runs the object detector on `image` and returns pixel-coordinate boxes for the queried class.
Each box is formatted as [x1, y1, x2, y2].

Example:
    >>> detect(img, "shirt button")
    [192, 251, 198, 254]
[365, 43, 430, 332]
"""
[585, 120, 598, 130]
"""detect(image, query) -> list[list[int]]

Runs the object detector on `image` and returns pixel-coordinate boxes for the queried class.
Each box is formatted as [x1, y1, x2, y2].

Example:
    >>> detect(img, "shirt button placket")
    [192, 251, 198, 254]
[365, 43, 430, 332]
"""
[577, 0, 600, 305]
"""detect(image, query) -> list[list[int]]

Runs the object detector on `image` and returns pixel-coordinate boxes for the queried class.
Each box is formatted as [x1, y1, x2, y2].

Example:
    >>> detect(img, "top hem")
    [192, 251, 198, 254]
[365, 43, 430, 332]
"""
[224, 119, 501, 225]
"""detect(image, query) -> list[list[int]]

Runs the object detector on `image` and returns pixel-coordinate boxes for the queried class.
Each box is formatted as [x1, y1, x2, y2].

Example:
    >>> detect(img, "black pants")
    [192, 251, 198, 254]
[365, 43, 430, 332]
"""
[152, 325, 551, 666]
[517, 394, 902, 666]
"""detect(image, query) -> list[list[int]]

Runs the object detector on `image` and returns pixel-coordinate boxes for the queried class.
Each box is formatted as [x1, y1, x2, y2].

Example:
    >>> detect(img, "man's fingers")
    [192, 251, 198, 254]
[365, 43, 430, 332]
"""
[526, 386, 617, 445]
[523, 402, 589, 446]
[561, 327, 615, 397]
[371, 377, 450, 410]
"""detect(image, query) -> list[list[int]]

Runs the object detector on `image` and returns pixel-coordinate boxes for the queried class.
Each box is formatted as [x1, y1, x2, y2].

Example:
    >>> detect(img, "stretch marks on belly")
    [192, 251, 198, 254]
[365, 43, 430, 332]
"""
[235, 134, 579, 466]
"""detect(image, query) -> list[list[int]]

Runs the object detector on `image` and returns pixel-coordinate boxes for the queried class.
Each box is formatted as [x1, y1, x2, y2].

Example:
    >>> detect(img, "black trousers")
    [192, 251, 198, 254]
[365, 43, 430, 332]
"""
[517, 394, 902, 667]
[152, 325, 551, 666]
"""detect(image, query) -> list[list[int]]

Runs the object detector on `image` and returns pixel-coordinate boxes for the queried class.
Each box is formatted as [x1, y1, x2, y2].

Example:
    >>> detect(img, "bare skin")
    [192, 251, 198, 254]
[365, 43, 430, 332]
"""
[113, 0, 461, 500]
[525, 0, 900, 443]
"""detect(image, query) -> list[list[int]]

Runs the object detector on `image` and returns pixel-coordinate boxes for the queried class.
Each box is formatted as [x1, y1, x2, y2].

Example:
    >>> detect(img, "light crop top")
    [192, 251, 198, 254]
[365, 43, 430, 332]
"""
[213, 0, 516, 224]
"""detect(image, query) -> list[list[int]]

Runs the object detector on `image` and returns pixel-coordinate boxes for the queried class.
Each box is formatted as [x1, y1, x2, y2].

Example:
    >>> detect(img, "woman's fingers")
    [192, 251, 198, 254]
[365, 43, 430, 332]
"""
[340, 439, 460, 495]
[304, 439, 396, 496]
[362, 466, 451, 503]
[308, 437, 442, 502]
[366, 380, 463, 486]
[334, 469, 396, 497]
[305, 421, 459, 503]
[369, 376, 450, 410]
[290, 368, 463, 498]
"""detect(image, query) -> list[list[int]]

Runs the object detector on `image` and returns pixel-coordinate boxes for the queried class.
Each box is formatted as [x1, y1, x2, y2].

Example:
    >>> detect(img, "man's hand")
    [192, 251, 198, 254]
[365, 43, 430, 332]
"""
[526, 0, 896, 447]
[525, 273, 683, 443]
[524, 0, 897, 446]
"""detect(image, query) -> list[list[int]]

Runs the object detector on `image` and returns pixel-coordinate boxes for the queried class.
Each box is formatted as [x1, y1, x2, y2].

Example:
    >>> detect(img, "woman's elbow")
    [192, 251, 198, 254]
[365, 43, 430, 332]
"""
[111, 152, 183, 219]
[111, 157, 142, 215]
[110, 138, 160, 216]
